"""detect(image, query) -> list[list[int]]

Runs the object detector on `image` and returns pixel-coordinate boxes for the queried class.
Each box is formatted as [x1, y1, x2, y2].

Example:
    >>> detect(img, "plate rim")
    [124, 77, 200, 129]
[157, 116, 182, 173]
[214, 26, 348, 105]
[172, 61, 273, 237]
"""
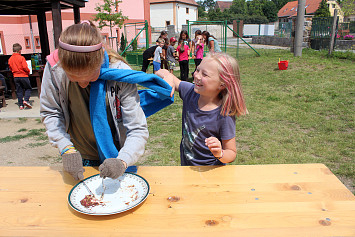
[68, 172, 150, 216]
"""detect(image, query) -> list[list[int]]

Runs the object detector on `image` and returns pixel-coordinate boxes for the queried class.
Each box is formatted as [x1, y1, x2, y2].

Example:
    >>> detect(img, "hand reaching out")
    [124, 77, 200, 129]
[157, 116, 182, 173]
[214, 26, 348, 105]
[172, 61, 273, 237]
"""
[205, 137, 223, 158]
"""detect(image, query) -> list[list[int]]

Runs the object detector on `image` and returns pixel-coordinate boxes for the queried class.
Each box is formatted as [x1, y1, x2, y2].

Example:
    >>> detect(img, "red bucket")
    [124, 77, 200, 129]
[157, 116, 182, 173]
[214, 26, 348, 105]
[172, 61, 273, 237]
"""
[278, 60, 289, 70]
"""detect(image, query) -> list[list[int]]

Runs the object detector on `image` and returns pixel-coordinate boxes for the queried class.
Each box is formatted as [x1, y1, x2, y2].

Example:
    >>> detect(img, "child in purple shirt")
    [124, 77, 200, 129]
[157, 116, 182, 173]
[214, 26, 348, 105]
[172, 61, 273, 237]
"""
[156, 53, 248, 165]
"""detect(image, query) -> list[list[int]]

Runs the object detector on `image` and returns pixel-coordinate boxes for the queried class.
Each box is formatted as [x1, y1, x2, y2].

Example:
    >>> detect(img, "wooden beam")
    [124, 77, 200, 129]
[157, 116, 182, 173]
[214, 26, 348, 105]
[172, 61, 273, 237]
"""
[73, 6, 80, 24]
[37, 11, 50, 62]
[51, 0, 62, 48]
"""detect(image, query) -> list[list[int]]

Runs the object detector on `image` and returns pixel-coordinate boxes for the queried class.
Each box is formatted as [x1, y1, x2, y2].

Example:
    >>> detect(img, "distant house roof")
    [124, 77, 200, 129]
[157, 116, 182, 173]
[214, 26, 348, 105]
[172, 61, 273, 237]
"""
[150, 0, 198, 6]
[215, 1, 233, 11]
[278, 0, 322, 18]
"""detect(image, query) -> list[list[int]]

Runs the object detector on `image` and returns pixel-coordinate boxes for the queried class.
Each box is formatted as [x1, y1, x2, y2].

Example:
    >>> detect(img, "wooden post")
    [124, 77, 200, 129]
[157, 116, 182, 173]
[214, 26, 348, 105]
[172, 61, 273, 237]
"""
[37, 11, 50, 62]
[294, 0, 306, 56]
[74, 6, 80, 24]
[329, 9, 338, 55]
[51, 0, 62, 48]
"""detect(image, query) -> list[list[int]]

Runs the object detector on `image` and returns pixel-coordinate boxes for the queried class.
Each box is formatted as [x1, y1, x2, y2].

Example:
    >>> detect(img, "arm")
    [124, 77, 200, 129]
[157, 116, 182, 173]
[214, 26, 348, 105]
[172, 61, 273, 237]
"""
[209, 40, 215, 53]
[155, 69, 180, 97]
[116, 82, 149, 167]
[40, 63, 73, 152]
[191, 41, 195, 59]
[205, 137, 237, 163]
[21, 56, 30, 75]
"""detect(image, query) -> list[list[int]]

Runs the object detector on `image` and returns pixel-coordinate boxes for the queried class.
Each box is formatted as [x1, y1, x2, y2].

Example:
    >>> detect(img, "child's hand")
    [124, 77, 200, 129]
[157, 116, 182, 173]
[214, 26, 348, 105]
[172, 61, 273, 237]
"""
[205, 137, 223, 158]
[155, 69, 176, 97]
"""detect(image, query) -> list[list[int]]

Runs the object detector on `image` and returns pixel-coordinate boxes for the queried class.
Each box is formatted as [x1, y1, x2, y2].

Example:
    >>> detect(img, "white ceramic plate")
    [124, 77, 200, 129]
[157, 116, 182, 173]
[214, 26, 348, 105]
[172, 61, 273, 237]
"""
[68, 173, 149, 215]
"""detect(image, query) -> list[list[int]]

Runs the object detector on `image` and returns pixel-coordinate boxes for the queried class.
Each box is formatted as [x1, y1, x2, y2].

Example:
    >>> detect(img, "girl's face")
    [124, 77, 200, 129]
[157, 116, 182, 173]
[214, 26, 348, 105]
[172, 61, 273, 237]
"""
[193, 58, 223, 97]
[66, 67, 101, 88]
[181, 33, 187, 39]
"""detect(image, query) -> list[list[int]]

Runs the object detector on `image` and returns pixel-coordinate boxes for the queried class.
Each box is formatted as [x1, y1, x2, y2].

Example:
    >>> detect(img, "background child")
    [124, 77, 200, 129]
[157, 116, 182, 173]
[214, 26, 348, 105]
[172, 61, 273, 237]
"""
[166, 37, 177, 74]
[179, 30, 192, 50]
[156, 53, 248, 166]
[41, 21, 172, 181]
[141, 45, 158, 72]
[202, 31, 222, 53]
[176, 38, 190, 81]
[8, 43, 32, 110]
[191, 30, 204, 75]
[153, 38, 165, 73]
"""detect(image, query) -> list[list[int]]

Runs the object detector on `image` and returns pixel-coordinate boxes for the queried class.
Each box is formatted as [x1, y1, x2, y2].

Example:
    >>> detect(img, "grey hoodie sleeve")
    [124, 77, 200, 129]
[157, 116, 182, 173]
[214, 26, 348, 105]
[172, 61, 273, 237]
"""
[40, 63, 73, 152]
[109, 61, 149, 166]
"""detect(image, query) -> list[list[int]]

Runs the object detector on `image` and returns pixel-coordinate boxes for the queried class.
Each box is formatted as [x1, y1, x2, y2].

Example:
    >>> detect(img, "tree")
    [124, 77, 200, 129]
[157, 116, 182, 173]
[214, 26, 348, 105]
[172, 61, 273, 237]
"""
[247, 0, 264, 16]
[230, 0, 247, 15]
[202, 0, 216, 11]
[272, 0, 293, 11]
[120, 32, 127, 56]
[263, 1, 278, 22]
[197, 0, 208, 20]
[341, 0, 355, 17]
[314, 0, 331, 17]
[93, 0, 128, 42]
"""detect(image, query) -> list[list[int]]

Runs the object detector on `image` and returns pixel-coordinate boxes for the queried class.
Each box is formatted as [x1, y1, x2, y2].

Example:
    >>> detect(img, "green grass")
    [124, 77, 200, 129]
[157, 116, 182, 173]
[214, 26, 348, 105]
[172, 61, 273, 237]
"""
[133, 48, 355, 191]
[0, 128, 47, 143]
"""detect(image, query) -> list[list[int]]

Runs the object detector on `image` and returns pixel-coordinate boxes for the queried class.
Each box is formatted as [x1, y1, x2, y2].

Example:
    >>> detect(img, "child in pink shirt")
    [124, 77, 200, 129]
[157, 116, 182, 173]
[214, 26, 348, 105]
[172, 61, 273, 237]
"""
[176, 38, 190, 81]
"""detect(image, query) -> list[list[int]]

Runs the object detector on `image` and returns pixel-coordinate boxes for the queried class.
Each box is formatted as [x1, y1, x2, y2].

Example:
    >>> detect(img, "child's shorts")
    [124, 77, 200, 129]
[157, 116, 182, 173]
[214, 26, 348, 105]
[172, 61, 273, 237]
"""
[167, 61, 175, 70]
[153, 61, 161, 72]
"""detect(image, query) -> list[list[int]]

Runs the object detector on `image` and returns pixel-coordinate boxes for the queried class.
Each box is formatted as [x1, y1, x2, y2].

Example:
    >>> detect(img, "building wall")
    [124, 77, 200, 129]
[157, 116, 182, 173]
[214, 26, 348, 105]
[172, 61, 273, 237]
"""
[150, 2, 197, 32]
[0, 0, 147, 55]
[150, 3, 174, 29]
[327, 0, 344, 22]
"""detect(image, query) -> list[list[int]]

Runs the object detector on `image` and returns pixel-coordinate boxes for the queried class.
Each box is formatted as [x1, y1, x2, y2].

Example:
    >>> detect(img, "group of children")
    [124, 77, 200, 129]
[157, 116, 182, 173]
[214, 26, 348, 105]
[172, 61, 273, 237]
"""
[38, 21, 247, 181]
[148, 30, 221, 82]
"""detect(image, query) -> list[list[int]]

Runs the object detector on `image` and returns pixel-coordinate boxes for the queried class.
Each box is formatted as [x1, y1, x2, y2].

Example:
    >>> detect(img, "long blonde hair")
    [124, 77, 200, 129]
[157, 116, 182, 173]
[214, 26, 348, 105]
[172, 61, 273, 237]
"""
[207, 53, 248, 117]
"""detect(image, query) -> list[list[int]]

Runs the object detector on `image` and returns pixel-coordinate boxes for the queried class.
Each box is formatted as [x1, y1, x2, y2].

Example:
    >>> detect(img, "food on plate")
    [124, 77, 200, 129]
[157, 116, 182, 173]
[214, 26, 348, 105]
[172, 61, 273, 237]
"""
[80, 195, 104, 208]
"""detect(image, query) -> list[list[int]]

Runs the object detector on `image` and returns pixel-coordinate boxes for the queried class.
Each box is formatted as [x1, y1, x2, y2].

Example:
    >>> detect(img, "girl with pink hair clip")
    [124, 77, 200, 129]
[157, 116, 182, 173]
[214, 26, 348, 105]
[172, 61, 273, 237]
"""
[156, 53, 248, 166]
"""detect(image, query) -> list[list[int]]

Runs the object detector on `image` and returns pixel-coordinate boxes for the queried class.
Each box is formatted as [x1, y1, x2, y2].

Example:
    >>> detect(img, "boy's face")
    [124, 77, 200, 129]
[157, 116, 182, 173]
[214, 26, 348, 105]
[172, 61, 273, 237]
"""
[171, 41, 176, 46]
[160, 42, 164, 47]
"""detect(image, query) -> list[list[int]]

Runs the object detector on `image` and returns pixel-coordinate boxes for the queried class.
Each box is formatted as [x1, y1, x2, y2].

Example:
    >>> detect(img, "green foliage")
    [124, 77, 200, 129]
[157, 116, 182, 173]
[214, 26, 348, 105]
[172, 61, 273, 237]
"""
[230, 0, 247, 15]
[314, 0, 331, 17]
[272, 0, 293, 10]
[341, 0, 355, 17]
[120, 32, 127, 56]
[209, 0, 278, 23]
[0, 128, 47, 143]
[350, 21, 355, 33]
[131, 38, 137, 51]
[263, 1, 279, 22]
[197, 1, 208, 20]
[93, 0, 128, 38]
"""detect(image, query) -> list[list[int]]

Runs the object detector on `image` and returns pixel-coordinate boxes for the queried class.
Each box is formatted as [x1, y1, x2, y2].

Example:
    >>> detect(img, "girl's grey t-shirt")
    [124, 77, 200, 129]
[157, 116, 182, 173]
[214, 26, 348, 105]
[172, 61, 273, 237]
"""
[178, 81, 236, 166]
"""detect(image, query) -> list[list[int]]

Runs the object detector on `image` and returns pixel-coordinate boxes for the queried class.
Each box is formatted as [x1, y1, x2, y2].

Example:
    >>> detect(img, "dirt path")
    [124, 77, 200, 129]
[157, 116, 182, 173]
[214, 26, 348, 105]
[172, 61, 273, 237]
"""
[0, 118, 60, 166]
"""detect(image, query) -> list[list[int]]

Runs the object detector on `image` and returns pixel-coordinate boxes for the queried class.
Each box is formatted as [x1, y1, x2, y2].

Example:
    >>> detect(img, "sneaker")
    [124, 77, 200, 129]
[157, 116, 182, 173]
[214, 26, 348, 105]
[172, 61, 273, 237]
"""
[23, 101, 32, 109]
[19, 106, 24, 110]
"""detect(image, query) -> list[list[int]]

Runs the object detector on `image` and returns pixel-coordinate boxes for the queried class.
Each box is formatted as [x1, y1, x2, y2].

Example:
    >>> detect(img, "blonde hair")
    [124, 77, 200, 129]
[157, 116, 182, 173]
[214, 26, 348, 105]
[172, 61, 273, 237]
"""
[58, 21, 104, 72]
[207, 53, 248, 117]
[13, 43, 22, 52]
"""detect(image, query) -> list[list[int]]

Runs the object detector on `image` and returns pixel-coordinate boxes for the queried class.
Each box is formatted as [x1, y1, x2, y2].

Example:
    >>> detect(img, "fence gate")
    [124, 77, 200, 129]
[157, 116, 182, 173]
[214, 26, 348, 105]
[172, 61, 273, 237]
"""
[310, 17, 338, 50]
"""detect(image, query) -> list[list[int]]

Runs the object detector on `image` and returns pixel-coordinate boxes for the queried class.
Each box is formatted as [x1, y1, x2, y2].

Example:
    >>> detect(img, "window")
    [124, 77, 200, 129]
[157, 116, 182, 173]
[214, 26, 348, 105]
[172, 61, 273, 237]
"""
[101, 33, 109, 43]
[166, 21, 170, 26]
[24, 36, 31, 49]
[186, 8, 189, 14]
[34, 36, 41, 49]
[332, 4, 335, 8]
[186, 20, 189, 24]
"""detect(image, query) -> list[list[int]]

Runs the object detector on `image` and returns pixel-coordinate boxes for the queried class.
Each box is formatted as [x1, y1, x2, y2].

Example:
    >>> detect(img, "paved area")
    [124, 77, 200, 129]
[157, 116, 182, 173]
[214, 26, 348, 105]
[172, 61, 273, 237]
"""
[0, 90, 40, 119]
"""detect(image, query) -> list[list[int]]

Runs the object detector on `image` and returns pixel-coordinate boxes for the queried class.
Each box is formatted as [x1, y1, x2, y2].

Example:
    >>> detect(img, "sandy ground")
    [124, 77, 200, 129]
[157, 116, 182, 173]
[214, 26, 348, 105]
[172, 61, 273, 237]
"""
[0, 118, 60, 167]
[0, 90, 61, 167]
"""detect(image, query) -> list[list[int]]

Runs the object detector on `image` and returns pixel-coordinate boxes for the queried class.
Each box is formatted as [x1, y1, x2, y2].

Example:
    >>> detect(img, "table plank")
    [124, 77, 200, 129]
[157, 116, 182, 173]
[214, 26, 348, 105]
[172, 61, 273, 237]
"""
[0, 164, 354, 236]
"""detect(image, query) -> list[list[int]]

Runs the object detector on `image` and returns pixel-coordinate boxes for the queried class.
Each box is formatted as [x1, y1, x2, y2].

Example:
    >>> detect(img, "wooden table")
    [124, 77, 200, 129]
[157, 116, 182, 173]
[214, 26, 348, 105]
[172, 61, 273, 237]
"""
[0, 164, 354, 236]
[0, 69, 43, 99]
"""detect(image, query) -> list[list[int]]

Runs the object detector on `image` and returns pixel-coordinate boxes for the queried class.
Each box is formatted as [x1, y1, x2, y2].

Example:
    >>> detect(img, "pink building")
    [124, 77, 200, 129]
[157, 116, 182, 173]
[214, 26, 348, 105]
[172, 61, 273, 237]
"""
[0, 0, 150, 56]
